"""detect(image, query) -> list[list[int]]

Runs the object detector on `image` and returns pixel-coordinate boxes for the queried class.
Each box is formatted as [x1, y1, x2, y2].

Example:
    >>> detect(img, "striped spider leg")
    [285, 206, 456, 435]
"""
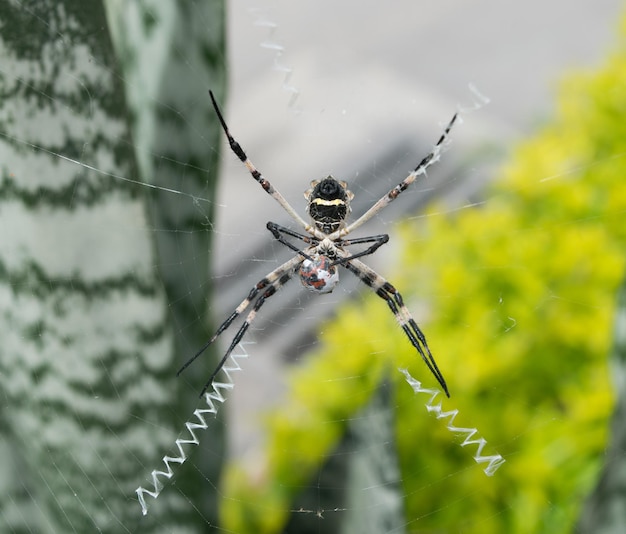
[208, 90, 322, 239]
[330, 111, 458, 240]
[177, 255, 304, 396]
[178, 91, 457, 397]
[339, 256, 449, 397]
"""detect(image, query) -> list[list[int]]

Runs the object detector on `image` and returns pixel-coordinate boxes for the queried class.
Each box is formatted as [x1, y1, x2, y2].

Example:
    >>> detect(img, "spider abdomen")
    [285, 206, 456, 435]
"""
[299, 255, 339, 294]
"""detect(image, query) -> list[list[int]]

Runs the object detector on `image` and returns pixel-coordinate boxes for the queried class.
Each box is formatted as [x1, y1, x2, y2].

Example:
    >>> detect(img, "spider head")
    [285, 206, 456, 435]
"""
[305, 176, 354, 234]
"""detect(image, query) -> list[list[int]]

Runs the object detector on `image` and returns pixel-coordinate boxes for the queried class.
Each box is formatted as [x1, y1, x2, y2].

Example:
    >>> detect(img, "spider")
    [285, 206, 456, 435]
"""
[177, 90, 457, 398]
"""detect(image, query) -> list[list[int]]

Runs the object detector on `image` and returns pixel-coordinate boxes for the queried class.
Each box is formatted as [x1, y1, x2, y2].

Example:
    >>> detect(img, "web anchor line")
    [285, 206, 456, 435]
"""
[135, 343, 250, 516]
[398, 368, 505, 476]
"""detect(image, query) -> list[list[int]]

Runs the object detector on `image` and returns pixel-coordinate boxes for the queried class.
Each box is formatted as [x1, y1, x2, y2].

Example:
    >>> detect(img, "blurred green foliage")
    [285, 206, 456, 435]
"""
[221, 16, 626, 534]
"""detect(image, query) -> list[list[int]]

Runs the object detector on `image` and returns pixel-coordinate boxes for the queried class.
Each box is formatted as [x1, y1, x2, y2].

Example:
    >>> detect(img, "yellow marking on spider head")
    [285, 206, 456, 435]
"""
[310, 198, 346, 206]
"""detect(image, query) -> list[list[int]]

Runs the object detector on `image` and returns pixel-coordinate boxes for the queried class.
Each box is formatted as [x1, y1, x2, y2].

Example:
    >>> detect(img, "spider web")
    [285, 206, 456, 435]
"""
[0, 1, 623, 533]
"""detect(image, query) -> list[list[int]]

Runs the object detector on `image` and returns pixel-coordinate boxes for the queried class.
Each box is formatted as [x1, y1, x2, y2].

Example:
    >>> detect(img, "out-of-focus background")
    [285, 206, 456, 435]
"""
[2, 1, 625, 532]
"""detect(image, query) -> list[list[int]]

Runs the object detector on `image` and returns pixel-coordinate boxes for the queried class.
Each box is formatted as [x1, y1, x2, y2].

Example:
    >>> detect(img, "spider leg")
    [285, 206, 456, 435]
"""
[342, 257, 450, 397]
[197, 280, 285, 396]
[329, 233, 389, 267]
[209, 91, 316, 235]
[335, 112, 459, 238]
[266, 221, 317, 261]
[176, 256, 303, 390]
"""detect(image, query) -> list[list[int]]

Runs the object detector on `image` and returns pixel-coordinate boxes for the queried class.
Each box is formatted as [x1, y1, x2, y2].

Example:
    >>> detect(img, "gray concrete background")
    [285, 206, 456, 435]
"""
[207, 0, 622, 463]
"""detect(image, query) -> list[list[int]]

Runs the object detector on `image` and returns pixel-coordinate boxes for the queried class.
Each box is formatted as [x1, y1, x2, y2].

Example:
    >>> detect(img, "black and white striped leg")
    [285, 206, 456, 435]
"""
[209, 91, 311, 231]
[198, 282, 281, 396]
[177, 255, 303, 395]
[344, 258, 450, 397]
[341, 112, 459, 236]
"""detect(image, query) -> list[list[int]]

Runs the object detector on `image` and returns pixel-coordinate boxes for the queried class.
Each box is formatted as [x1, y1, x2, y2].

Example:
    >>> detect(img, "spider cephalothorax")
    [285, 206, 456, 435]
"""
[178, 91, 459, 399]
[305, 176, 354, 234]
